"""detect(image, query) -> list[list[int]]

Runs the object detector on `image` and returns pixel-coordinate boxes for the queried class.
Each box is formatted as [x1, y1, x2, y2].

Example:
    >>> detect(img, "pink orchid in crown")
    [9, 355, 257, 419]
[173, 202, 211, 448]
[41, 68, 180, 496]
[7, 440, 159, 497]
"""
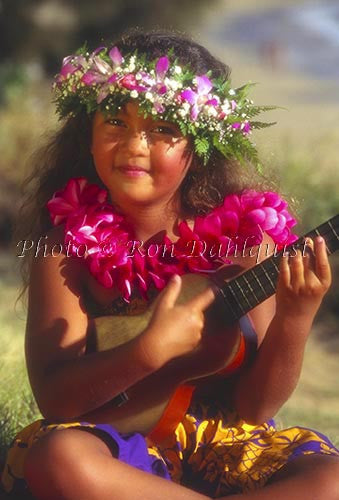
[150, 56, 171, 113]
[135, 56, 171, 113]
[119, 73, 148, 93]
[56, 55, 88, 83]
[232, 121, 251, 135]
[180, 75, 219, 120]
[82, 46, 123, 85]
[242, 122, 251, 134]
[80, 47, 125, 103]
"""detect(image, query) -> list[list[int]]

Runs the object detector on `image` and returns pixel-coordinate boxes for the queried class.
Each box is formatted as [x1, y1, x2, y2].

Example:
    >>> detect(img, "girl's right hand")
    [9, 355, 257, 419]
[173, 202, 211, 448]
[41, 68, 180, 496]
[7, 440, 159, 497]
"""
[137, 274, 215, 370]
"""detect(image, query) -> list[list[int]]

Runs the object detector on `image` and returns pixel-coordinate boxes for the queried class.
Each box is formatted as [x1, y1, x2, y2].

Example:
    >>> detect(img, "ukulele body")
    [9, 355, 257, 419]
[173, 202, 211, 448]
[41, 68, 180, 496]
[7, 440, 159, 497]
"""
[82, 273, 242, 436]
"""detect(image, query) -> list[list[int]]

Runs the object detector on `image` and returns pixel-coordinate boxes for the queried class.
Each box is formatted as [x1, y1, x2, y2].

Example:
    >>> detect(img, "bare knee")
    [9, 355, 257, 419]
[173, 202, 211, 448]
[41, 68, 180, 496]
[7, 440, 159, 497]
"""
[24, 428, 112, 499]
[270, 454, 339, 499]
[314, 456, 339, 499]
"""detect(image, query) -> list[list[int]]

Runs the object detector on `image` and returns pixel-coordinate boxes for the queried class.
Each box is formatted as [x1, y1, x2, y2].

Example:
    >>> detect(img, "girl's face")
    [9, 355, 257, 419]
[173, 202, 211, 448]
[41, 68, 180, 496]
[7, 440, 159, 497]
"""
[91, 101, 192, 212]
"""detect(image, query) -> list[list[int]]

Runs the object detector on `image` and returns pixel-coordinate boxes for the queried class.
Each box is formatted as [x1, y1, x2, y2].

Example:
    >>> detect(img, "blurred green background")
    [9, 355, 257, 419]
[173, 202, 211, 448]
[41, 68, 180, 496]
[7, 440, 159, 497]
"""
[0, 0, 338, 468]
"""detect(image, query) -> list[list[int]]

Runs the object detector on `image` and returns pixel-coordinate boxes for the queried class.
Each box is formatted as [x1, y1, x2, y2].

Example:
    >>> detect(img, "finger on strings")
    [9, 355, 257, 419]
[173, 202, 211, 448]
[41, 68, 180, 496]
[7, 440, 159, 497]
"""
[302, 238, 316, 279]
[314, 236, 332, 286]
[289, 249, 305, 290]
[278, 252, 291, 287]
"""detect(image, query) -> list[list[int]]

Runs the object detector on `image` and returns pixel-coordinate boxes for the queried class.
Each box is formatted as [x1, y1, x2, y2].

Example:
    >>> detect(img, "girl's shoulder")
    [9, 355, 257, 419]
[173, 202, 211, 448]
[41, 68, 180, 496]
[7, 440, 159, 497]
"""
[28, 224, 89, 303]
[44, 225, 122, 309]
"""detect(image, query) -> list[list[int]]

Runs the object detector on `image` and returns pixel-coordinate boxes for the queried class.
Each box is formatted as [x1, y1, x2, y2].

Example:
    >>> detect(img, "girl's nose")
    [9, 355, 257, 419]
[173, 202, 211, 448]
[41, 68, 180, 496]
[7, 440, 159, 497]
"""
[121, 131, 149, 156]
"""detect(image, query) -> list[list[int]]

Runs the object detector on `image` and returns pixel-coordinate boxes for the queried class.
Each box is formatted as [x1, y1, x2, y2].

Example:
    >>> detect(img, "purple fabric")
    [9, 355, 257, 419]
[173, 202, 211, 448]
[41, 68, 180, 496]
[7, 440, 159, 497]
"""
[286, 426, 338, 461]
[80, 422, 171, 479]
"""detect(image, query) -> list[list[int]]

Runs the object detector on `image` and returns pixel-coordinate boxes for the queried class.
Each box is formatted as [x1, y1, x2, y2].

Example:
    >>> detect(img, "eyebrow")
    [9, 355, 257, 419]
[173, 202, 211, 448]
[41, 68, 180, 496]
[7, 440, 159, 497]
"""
[150, 118, 179, 128]
[117, 107, 178, 127]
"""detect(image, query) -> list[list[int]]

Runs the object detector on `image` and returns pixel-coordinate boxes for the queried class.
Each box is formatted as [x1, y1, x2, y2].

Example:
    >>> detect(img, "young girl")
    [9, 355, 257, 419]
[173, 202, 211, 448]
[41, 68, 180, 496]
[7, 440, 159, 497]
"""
[2, 30, 339, 500]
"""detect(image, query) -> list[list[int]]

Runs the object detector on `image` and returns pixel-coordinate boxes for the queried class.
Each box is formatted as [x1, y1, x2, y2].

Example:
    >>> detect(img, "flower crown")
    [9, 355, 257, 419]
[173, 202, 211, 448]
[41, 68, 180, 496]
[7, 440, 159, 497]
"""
[53, 44, 275, 166]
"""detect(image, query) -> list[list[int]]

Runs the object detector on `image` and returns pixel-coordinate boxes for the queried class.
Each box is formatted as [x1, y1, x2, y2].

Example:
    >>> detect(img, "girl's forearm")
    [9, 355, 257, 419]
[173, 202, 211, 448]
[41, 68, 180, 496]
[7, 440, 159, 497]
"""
[33, 334, 157, 421]
[232, 311, 315, 424]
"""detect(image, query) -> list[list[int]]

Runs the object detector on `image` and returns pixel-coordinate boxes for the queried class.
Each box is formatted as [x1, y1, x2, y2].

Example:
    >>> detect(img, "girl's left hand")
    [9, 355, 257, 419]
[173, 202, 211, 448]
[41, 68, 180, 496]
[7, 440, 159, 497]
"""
[276, 236, 332, 319]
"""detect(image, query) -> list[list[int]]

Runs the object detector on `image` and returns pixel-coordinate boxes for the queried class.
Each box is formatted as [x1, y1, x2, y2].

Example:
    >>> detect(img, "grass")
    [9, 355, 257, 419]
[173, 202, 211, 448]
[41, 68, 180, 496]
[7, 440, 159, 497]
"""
[276, 331, 339, 448]
[0, 276, 41, 464]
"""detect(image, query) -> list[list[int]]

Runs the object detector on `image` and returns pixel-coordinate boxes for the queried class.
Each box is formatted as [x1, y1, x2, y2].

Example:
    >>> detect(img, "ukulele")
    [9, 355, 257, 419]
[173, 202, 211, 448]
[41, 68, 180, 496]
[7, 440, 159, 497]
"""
[91, 215, 339, 441]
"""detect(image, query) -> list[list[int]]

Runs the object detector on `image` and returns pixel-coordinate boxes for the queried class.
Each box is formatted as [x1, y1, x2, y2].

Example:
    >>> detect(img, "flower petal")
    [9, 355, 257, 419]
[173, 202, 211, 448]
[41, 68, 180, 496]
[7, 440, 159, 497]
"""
[190, 103, 199, 121]
[155, 56, 169, 80]
[196, 75, 213, 95]
[260, 207, 279, 230]
[109, 46, 123, 66]
[232, 122, 241, 130]
[82, 71, 106, 85]
[93, 56, 112, 76]
[60, 62, 77, 78]
[247, 208, 266, 225]
[205, 98, 218, 107]
[107, 74, 118, 84]
[91, 46, 106, 57]
[242, 122, 251, 134]
[153, 101, 165, 113]
[180, 89, 197, 105]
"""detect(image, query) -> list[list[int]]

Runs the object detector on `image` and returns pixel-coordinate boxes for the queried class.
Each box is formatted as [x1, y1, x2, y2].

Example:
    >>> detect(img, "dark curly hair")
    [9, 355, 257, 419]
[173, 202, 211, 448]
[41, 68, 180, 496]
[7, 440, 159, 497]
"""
[15, 28, 276, 299]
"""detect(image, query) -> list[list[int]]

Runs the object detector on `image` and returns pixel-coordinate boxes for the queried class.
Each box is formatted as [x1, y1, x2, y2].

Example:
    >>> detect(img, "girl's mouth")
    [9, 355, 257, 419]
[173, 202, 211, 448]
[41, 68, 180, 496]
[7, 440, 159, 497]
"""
[117, 165, 149, 177]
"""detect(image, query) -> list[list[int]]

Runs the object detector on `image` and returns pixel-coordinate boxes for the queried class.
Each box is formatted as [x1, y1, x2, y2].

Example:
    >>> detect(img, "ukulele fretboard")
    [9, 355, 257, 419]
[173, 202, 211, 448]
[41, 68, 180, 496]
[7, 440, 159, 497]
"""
[216, 214, 339, 323]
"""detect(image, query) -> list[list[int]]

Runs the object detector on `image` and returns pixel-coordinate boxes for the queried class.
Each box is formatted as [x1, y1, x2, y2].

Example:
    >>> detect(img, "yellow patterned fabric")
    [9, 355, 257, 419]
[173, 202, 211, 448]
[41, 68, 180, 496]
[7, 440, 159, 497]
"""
[156, 400, 339, 496]
[1, 421, 94, 495]
[1, 420, 167, 496]
[2, 402, 339, 498]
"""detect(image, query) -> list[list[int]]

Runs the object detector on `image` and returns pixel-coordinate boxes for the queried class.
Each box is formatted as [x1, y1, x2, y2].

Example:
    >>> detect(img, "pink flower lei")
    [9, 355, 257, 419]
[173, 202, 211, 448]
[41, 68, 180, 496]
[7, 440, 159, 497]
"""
[47, 177, 298, 302]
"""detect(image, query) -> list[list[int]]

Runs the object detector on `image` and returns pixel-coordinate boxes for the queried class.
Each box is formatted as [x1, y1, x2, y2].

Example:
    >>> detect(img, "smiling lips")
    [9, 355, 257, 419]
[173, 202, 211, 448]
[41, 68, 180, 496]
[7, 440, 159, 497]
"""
[117, 165, 149, 177]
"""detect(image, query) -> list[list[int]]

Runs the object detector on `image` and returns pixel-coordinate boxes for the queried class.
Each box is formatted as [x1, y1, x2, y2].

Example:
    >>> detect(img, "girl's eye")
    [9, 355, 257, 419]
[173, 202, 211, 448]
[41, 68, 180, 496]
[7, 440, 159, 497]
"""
[152, 125, 177, 135]
[106, 118, 126, 127]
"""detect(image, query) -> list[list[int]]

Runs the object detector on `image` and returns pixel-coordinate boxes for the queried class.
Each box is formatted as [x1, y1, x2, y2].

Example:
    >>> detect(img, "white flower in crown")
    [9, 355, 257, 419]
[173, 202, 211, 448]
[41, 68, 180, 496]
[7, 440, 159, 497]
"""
[205, 106, 218, 117]
[221, 99, 230, 111]
[220, 98, 237, 119]
[166, 79, 180, 91]
[145, 91, 154, 102]
[182, 102, 190, 112]
[178, 109, 186, 117]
